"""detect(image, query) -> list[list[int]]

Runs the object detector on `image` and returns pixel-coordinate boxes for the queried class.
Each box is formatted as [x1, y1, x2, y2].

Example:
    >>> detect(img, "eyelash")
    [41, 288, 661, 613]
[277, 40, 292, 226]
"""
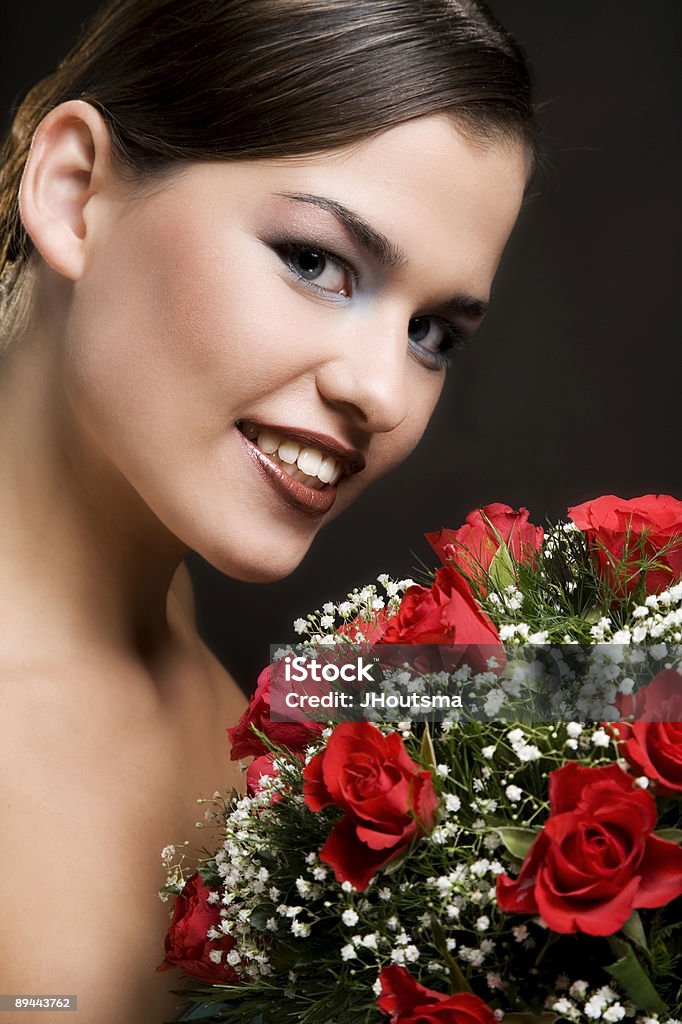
[274, 241, 468, 370]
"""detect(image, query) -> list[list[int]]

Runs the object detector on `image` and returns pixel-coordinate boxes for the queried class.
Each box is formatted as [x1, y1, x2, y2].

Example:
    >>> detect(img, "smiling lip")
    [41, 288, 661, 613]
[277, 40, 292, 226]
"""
[238, 430, 339, 517]
[239, 419, 366, 477]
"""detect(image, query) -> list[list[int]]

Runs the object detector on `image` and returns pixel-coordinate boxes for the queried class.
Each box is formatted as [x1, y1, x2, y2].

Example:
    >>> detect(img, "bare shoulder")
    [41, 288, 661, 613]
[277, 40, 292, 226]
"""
[0, 665, 185, 1023]
[0, 818, 183, 1023]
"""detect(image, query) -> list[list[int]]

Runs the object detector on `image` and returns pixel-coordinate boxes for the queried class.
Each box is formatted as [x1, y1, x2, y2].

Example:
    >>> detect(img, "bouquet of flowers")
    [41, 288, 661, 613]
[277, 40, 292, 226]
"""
[158, 494, 682, 1024]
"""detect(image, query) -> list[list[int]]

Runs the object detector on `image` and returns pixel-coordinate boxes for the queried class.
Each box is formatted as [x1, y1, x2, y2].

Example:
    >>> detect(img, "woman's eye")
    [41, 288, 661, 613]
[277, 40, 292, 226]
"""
[279, 244, 352, 297]
[408, 316, 463, 368]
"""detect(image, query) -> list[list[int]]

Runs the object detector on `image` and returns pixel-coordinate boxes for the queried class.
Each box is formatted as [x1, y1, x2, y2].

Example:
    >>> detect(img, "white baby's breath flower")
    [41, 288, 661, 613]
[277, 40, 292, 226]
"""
[505, 784, 523, 803]
[294, 618, 309, 634]
[516, 743, 540, 762]
[591, 728, 611, 748]
[482, 745, 496, 760]
[611, 629, 631, 644]
[528, 630, 549, 644]
[340, 944, 356, 961]
[342, 909, 359, 927]
[635, 776, 650, 789]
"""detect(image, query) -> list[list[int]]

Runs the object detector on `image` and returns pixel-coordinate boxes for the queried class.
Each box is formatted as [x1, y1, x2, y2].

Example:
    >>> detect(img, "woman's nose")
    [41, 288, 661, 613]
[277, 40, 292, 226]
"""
[314, 319, 409, 435]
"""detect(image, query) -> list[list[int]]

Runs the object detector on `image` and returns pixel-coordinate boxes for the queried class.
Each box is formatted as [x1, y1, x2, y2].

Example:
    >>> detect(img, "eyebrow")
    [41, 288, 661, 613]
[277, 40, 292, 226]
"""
[277, 190, 488, 319]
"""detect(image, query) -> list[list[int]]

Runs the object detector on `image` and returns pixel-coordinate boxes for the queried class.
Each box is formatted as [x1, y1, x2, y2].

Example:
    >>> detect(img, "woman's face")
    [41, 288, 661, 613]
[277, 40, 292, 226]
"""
[64, 114, 527, 581]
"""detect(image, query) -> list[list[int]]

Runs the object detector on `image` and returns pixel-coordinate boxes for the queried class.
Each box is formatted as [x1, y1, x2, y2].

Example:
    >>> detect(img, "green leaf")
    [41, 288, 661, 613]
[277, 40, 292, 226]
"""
[605, 938, 668, 1014]
[621, 910, 648, 951]
[248, 907, 274, 932]
[497, 827, 538, 861]
[654, 828, 682, 844]
[420, 722, 438, 772]
[488, 542, 516, 592]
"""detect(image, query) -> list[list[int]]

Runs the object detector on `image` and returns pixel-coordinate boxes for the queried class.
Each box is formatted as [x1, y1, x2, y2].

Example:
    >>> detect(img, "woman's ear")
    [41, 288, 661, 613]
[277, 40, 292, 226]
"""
[18, 100, 114, 281]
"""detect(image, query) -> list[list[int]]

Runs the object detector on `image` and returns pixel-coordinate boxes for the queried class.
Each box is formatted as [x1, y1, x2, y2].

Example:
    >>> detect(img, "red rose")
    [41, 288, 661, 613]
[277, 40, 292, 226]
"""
[157, 872, 237, 983]
[379, 565, 502, 673]
[568, 494, 682, 594]
[426, 503, 544, 581]
[302, 722, 438, 891]
[377, 965, 496, 1024]
[246, 752, 282, 799]
[496, 762, 682, 935]
[611, 670, 682, 796]
[227, 663, 325, 760]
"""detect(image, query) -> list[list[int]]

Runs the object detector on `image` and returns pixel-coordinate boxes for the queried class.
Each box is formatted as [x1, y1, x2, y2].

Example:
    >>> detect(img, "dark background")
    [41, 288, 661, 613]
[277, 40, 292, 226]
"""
[3, 2, 681, 695]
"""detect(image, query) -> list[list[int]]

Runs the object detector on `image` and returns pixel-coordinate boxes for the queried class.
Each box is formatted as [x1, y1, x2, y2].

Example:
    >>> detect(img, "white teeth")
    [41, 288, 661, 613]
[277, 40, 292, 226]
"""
[245, 422, 344, 486]
[297, 447, 323, 477]
[317, 455, 336, 484]
[257, 429, 279, 454]
[278, 440, 301, 464]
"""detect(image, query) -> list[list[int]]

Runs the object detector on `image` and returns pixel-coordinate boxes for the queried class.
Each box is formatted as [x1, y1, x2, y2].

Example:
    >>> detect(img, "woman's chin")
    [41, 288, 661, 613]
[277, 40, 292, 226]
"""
[197, 534, 314, 584]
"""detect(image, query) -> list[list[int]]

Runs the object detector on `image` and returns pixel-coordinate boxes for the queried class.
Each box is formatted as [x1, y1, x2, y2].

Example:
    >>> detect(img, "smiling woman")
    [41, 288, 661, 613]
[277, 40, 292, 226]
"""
[0, 1, 535, 1021]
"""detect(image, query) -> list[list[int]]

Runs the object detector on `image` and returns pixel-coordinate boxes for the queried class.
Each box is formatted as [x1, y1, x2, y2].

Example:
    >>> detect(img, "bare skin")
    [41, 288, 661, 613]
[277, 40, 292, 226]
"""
[0, 568, 247, 1024]
[0, 101, 527, 1021]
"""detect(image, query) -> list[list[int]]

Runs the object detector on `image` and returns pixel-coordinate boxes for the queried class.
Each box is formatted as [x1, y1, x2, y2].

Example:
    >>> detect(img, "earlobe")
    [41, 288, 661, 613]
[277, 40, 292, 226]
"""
[18, 100, 113, 282]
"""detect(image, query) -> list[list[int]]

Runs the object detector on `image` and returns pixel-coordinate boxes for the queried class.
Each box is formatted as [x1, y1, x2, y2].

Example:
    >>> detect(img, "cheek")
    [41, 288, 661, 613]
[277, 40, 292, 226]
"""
[66, 209, 307, 456]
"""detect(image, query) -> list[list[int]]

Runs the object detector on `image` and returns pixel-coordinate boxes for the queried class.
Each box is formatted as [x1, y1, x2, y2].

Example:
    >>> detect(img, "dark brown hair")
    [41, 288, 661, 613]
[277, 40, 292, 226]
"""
[0, 0, 537, 338]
